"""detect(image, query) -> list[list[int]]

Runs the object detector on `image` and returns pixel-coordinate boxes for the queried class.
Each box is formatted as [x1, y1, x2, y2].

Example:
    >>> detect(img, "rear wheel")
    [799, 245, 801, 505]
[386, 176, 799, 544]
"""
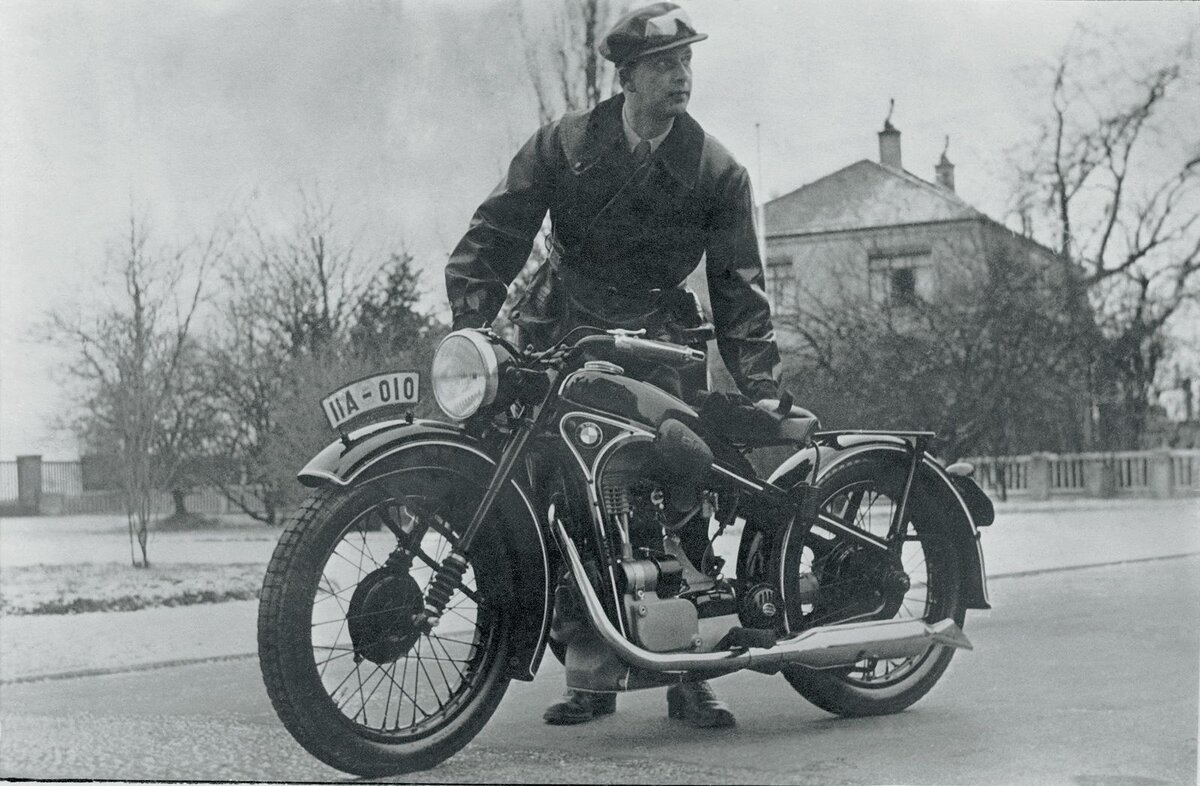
[779, 456, 964, 717]
[257, 460, 512, 777]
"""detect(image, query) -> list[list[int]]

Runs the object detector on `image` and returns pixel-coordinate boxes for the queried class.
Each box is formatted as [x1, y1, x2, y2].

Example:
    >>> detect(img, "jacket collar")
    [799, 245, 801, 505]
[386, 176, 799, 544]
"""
[565, 93, 703, 189]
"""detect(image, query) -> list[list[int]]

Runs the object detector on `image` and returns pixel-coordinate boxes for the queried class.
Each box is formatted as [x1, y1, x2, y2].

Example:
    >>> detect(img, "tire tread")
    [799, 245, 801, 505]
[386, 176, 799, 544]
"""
[257, 481, 510, 777]
[780, 455, 966, 718]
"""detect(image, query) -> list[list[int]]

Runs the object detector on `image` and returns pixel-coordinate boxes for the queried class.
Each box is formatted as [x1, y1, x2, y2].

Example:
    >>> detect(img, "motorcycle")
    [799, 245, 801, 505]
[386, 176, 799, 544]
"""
[257, 325, 995, 777]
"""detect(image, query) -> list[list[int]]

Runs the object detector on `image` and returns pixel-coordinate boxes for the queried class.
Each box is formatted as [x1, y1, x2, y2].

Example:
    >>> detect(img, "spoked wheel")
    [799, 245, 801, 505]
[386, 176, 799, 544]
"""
[779, 456, 964, 717]
[258, 463, 512, 777]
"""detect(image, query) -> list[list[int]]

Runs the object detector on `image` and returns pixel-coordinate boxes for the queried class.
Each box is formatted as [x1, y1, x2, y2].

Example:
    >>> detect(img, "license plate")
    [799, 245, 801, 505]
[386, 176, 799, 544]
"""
[321, 371, 420, 431]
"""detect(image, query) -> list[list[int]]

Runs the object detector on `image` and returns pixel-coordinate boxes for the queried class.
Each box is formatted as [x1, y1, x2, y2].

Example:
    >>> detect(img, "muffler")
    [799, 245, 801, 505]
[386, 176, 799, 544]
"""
[554, 519, 971, 674]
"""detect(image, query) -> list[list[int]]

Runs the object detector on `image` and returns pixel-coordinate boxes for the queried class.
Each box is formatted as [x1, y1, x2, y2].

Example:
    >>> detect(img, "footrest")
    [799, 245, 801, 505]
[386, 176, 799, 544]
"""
[717, 626, 777, 651]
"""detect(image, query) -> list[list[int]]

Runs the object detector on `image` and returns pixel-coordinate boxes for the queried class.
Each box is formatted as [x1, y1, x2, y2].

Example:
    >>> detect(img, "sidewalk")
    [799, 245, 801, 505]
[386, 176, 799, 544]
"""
[982, 496, 1198, 577]
[0, 599, 259, 684]
[1, 497, 1196, 684]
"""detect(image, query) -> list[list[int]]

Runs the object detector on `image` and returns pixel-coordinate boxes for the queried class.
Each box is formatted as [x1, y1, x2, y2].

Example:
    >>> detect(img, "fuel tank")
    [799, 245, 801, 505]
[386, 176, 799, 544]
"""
[559, 366, 758, 478]
[560, 367, 703, 432]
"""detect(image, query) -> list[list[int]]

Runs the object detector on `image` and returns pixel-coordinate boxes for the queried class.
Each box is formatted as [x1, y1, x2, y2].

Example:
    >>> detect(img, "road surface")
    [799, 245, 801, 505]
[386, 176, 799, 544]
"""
[2, 555, 1196, 784]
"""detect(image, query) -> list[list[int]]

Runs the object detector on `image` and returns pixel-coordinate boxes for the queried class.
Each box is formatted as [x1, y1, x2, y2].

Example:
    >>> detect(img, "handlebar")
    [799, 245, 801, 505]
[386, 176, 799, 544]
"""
[613, 334, 706, 365]
[570, 333, 705, 368]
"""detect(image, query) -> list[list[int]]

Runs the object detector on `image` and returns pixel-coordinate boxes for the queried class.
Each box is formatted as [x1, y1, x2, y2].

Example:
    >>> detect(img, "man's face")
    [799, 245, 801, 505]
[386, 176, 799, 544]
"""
[626, 45, 693, 119]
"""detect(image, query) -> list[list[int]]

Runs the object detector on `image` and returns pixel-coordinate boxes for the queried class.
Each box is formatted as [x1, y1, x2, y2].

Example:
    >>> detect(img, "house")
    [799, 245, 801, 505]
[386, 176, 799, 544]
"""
[750, 116, 1107, 456]
[762, 118, 1063, 337]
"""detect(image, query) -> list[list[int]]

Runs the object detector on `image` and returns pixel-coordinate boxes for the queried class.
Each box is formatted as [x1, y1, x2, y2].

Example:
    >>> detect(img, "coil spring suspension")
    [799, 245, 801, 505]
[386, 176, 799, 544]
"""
[601, 483, 631, 517]
[421, 549, 469, 628]
[601, 483, 638, 557]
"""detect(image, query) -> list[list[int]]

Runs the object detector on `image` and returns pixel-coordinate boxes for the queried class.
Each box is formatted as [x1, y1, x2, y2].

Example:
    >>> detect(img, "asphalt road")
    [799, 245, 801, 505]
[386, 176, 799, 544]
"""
[2, 555, 1196, 785]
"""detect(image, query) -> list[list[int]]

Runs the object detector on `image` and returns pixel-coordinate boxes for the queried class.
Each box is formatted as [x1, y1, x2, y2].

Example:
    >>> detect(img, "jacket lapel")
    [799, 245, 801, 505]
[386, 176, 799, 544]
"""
[562, 93, 704, 190]
[655, 113, 703, 190]
[563, 95, 625, 175]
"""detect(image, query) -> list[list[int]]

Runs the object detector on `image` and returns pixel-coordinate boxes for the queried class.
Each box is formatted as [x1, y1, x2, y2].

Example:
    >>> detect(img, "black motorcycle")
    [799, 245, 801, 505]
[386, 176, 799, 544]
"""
[257, 326, 994, 776]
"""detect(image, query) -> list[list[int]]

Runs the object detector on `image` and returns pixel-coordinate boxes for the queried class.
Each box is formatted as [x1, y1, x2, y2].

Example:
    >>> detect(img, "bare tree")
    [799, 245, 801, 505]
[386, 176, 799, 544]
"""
[205, 196, 360, 524]
[50, 217, 216, 566]
[246, 193, 373, 357]
[204, 197, 441, 523]
[203, 266, 289, 525]
[518, 0, 627, 124]
[783, 234, 1096, 460]
[157, 339, 225, 518]
[1012, 27, 1200, 447]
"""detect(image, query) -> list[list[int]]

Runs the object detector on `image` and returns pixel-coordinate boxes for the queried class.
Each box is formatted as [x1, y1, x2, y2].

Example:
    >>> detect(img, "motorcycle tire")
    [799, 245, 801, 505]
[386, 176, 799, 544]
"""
[780, 455, 965, 717]
[258, 463, 513, 777]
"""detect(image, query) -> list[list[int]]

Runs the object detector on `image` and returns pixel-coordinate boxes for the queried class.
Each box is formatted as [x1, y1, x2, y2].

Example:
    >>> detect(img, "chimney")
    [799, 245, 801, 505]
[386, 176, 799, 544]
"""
[935, 135, 955, 191]
[878, 99, 902, 169]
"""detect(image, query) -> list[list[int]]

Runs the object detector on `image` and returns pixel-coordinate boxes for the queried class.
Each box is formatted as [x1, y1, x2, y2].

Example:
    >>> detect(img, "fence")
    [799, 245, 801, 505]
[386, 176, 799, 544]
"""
[42, 461, 84, 495]
[0, 456, 268, 517]
[965, 449, 1200, 500]
[0, 462, 16, 502]
[5, 449, 1200, 514]
[38, 485, 269, 517]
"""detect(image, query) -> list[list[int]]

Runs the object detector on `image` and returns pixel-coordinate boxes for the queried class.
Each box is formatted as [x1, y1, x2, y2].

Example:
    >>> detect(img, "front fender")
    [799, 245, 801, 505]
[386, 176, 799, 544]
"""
[768, 435, 991, 610]
[297, 417, 466, 488]
[297, 418, 553, 681]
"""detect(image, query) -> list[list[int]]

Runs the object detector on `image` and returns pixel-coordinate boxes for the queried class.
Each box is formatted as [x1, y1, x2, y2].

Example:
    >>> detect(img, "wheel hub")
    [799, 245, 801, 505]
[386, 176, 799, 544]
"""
[816, 543, 910, 622]
[346, 568, 425, 664]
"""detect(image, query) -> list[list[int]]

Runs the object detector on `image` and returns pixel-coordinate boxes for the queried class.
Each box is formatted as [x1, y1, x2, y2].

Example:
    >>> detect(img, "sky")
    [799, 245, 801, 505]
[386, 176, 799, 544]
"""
[1, 0, 1197, 460]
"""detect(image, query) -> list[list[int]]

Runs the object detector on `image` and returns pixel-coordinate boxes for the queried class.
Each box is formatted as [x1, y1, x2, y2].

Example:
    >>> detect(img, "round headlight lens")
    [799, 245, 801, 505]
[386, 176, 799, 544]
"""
[432, 331, 500, 420]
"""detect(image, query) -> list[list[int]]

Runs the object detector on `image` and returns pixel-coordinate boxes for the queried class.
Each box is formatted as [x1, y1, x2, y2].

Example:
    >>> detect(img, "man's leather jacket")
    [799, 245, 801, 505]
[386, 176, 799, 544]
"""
[445, 93, 781, 401]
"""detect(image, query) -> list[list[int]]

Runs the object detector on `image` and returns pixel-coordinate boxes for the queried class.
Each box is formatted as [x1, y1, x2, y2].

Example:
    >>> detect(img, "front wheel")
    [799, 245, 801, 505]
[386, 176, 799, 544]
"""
[779, 455, 965, 717]
[257, 460, 512, 777]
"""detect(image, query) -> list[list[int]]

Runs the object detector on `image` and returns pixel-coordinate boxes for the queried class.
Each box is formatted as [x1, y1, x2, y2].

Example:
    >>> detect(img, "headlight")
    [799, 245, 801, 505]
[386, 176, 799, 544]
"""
[432, 330, 503, 420]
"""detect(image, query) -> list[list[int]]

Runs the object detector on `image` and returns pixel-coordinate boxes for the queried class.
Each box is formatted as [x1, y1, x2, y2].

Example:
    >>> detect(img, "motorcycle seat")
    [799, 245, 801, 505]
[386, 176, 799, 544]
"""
[752, 399, 821, 443]
[695, 391, 820, 446]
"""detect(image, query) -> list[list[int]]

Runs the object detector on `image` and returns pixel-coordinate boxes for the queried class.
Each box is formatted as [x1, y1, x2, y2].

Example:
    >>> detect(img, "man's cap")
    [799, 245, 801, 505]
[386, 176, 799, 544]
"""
[599, 3, 708, 67]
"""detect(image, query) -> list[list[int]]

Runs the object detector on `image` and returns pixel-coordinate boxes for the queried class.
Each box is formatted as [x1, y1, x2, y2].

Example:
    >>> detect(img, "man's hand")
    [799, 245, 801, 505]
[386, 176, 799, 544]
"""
[753, 390, 795, 417]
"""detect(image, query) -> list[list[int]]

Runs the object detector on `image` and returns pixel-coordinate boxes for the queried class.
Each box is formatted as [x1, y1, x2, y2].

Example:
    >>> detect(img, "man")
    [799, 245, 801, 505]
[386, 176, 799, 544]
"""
[445, 3, 782, 728]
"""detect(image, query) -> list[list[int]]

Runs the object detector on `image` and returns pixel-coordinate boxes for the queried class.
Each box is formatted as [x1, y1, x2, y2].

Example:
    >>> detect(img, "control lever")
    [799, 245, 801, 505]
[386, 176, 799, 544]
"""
[676, 325, 716, 344]
[612, 335, 706, 367]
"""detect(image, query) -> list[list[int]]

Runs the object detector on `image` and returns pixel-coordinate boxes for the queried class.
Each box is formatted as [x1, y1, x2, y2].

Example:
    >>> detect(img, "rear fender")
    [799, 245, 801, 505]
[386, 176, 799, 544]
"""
[298, 418, 553, 681]
[765, 436, 991, 610]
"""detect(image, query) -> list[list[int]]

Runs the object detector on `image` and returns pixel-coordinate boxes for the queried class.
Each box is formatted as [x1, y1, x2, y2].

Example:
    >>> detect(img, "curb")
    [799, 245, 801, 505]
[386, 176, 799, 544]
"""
[988, 551, 1200, 580]
[1, 652, 257, 686]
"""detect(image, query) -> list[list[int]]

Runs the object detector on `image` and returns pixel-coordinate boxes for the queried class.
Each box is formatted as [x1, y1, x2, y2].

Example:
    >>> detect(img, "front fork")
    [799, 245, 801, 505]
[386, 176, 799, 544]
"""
[418, 373, 559, 628]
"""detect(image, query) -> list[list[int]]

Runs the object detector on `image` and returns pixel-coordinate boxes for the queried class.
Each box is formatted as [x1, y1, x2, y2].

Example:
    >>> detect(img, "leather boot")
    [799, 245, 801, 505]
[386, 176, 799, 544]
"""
[666, 680, 735, 728]
[543, 690, 617, 725]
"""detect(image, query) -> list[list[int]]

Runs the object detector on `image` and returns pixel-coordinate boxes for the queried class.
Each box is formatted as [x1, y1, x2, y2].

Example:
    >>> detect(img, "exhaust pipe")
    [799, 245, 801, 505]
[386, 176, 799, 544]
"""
[554, 519, 971, 674]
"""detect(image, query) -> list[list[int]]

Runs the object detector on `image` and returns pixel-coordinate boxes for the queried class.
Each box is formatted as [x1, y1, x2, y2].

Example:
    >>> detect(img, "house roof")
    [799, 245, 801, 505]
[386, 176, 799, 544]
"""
[764, 159, 983, 237]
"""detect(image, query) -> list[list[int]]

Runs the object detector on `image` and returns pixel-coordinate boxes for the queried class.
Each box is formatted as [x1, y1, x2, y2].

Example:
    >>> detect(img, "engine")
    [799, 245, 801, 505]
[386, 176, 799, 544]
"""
[598, 434, 741, 654]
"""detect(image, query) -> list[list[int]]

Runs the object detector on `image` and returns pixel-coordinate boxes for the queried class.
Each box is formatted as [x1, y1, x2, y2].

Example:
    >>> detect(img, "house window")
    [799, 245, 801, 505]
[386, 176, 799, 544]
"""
[869, 252, 929, 307]
[890, 267, 917, 305]
[766, 254, 797, 317]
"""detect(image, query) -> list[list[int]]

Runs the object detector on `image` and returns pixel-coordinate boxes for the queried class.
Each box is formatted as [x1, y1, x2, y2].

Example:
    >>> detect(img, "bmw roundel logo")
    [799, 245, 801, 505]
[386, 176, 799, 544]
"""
[576, 421, 603, 447]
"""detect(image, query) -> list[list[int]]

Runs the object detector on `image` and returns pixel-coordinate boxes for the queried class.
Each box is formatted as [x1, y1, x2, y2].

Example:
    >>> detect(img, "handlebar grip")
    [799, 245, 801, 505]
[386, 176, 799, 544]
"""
[613, 335, 706, 366]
